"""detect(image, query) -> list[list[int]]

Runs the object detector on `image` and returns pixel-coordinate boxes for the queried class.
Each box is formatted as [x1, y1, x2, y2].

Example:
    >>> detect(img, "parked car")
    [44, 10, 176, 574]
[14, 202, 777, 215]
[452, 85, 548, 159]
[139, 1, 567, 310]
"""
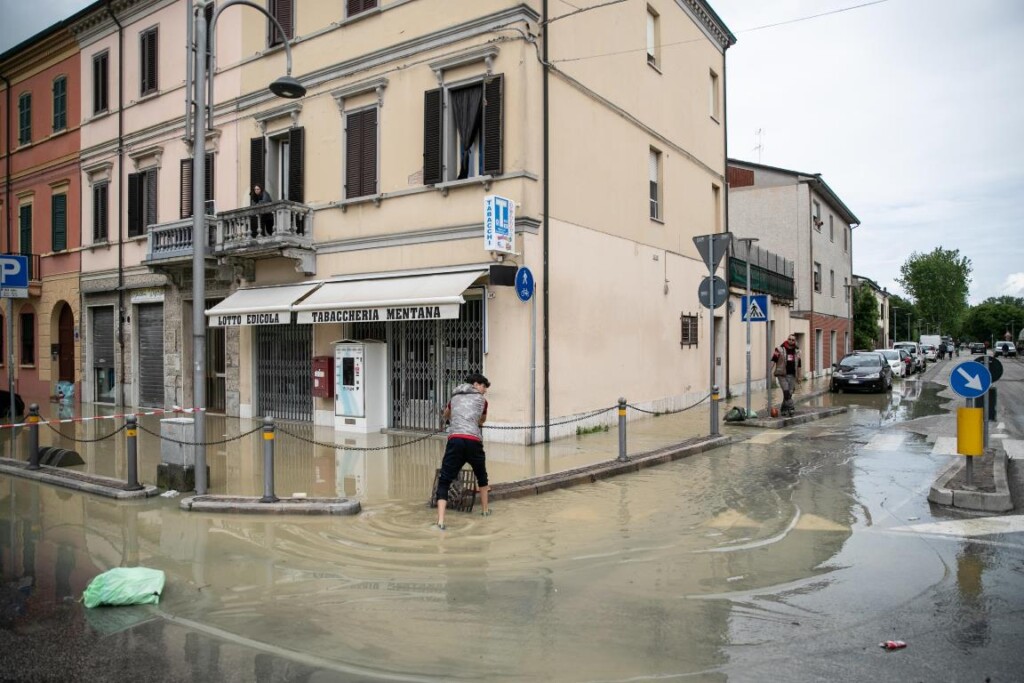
[921, 344, 937, 362]
[0, 390, 25, 420]
[876, 348, 907, 378]
[893, 341, 925, 373]
[994, 341, 1017, 357]
[897, 348, 914, 377]
[831, 352, 893, 393]
[969, 342, 986, 354]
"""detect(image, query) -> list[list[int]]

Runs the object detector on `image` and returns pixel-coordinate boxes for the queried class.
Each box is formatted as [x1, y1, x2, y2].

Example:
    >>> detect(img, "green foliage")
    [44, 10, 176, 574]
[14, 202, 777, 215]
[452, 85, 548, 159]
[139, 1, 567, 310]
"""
[962, 300, 1024, 344]
[896, 248, 972, 337]
[887, 294, 916, 342]
[576, 424, 609, 436]
[852, 285, 881, 349]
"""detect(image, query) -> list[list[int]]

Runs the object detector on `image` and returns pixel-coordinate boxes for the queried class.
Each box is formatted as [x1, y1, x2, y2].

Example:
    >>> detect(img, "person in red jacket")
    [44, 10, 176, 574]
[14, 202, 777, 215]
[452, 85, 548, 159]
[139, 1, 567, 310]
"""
[771, 335, 802, 416]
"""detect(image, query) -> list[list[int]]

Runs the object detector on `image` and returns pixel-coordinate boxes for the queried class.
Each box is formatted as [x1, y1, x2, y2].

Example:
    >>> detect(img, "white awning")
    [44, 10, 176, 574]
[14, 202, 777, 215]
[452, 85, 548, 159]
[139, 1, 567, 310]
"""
[293, 270, 487, 324]
[206, 282, 319, 326]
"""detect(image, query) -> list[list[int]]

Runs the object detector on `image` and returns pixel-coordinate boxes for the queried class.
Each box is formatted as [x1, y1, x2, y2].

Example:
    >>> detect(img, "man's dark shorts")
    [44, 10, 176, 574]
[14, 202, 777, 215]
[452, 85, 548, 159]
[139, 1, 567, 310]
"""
[436, 437, 488, 501]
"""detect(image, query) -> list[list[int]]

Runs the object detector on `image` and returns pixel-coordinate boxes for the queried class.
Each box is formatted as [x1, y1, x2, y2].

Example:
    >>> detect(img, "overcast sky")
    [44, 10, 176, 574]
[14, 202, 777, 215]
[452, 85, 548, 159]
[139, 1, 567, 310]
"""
[4, 0, 1023, 304]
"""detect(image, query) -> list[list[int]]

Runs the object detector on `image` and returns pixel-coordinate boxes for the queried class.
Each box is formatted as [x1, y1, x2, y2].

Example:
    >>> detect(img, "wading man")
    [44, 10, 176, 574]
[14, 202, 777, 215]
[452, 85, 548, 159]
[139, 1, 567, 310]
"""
[434, 373, 491, 529]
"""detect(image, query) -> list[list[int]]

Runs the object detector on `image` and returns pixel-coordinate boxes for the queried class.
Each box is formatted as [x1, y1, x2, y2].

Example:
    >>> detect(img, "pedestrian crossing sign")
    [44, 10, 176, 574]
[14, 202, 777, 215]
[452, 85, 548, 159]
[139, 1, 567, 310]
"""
[741, 295, 768, 322]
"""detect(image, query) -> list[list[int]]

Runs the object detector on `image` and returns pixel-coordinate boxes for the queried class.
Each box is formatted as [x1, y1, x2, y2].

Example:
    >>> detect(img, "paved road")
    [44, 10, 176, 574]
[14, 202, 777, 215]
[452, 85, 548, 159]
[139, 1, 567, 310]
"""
[1, 373, 1022, 682]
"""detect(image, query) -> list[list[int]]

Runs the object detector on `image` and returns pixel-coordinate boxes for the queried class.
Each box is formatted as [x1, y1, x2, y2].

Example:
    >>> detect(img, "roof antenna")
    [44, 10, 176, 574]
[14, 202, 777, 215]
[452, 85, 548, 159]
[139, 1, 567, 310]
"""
[754, 128, 765, 164]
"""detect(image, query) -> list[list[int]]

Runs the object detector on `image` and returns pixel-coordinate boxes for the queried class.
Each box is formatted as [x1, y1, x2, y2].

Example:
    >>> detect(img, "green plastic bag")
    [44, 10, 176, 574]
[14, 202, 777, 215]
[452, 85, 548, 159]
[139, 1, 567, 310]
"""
[83, 567, 166, 609]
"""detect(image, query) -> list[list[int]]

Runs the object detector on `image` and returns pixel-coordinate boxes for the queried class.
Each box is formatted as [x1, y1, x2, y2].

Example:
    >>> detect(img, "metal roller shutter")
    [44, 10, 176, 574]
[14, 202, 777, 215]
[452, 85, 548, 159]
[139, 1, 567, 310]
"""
[255, 323, 312, 422]
[136, 304, 164, 407]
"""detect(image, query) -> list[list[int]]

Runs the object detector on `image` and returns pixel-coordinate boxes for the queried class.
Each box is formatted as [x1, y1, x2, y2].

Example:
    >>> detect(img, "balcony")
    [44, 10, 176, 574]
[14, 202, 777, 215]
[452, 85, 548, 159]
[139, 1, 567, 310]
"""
[145, 201, 315, 276]
[727, 244, 795, 303]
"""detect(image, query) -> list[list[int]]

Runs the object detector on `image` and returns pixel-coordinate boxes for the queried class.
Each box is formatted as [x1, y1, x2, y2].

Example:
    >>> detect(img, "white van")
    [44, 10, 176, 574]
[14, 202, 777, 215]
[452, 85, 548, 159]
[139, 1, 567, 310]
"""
[893, 341, 925, 373]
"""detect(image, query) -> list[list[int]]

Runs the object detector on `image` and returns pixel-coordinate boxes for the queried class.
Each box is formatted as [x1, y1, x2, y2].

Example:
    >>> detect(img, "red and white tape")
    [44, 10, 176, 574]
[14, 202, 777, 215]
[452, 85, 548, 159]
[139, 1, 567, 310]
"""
[0, 406, 205, 429]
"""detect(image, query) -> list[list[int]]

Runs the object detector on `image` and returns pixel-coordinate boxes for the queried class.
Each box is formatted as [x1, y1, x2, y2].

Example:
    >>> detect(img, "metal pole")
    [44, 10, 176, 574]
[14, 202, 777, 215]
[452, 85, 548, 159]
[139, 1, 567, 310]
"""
[25, 404, 41, 469]
[965, 397, 975, 487]
[530, 282, 536, 445]
[192, 5, 208, 495]
[738, 238, 758, 417]
[982, 353, 990, 449]
[125, 414, 142, 490]
[7, 298, 13, 456]
[711, 385, 720, 436]
[260, 416, 278, 502]
[617, 397, 627, 462]
[708, 239, 715, 435]
[766, 297, 773, 417]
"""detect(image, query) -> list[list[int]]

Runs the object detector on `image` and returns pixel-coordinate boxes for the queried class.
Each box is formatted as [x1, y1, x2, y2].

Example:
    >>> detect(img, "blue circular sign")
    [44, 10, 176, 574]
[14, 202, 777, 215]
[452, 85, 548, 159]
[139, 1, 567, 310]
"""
[515, 267, 535, 302]
[949, 361, 992, 399]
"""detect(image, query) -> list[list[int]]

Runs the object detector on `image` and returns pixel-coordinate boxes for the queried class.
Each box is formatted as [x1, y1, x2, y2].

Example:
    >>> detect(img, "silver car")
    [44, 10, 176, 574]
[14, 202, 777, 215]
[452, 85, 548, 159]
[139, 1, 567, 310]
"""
[876, 348, 907, 378]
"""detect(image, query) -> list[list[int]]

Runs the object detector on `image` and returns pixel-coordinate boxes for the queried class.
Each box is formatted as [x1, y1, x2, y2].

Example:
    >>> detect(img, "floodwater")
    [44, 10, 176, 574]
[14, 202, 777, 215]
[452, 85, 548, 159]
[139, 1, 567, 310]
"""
[3, 377, 1023, 681]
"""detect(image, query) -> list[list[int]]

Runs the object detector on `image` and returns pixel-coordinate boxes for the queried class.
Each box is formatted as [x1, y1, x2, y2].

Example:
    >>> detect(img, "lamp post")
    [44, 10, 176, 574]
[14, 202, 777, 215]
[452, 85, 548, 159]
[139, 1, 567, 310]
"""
[741, 237, 757, 417]
[191, 0, 305, 495]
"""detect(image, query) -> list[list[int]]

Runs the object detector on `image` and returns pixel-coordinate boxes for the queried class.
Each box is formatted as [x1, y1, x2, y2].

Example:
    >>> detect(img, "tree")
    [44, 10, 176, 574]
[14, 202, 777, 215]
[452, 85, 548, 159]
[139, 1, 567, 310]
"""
[896, 248, 972, 337]
[888, 293, 916, 343]
[962, 300, 1024, 344]
[852, 285, 880, 350]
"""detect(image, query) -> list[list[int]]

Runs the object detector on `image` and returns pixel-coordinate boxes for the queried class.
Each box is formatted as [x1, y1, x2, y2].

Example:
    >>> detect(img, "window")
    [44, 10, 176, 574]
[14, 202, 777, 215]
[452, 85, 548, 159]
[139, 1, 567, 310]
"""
[423, 75, 503, 184]
[93, 52, 109, 114]
[649, 147, 662, 220]
[52, 77, 67, 132]
[844, 226, 848, 252]
[646, 7, 659, 68]
[127, 168, 158, 236]
[843, 276, 849, 302]
[93, 182, 109, 242]
[812, 200, 821, 230]
[830, 269, 835, 297]
[20, 311, 35, 365]
[680, 314, 698, 347]
[813, 262, 822, 293]
[709, 69, 720, 119]
[19, 205, 32, 270]
[712, 184, 721, 231]
[347, 0, 377, 18]
[345, 108, 378, 198]
[52, 193, 67, 252]
[140, 27, 159, 96]
[18, 93, 31, 145]
[829, 215, 834, 242]
[180, 153, 215, 218]
[250, 127, 305, 204]
[268, 0, 294, 47]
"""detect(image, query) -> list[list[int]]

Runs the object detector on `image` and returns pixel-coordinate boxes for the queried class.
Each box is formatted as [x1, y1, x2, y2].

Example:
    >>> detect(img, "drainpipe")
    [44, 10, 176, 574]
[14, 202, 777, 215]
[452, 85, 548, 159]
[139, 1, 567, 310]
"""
[1, 72, 13, 423]
[542, 0, 550, 443]
[106, 1, 126, 408]
[722, 55, 730, 398]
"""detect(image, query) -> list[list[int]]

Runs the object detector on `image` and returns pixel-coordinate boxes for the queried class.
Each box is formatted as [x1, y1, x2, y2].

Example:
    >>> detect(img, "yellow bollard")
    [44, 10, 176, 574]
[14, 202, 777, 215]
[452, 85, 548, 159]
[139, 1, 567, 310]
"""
[957, 407, 984, 456]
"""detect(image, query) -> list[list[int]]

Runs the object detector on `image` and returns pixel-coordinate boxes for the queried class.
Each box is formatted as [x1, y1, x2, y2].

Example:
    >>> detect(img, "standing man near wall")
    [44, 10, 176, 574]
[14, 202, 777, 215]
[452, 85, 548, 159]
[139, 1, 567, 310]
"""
[771, 334, 802, 417]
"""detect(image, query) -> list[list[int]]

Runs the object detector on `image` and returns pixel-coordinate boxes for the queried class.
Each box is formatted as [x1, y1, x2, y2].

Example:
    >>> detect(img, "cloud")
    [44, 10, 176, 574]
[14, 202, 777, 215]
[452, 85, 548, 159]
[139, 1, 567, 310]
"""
[1000, 273, 1024, 297]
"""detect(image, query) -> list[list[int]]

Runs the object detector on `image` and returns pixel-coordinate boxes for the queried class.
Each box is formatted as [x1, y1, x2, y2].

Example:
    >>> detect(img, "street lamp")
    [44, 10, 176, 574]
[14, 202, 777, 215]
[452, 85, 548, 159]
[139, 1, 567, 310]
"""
[191, 0, 305, 495]
[736, 237, 758, 417]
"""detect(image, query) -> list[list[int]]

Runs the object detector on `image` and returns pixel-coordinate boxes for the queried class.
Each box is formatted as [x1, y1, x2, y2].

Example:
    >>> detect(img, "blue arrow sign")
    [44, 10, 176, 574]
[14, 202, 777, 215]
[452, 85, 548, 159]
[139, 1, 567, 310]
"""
[741, 294, 768, 322]
[949, 361, 992, 399]
[516, 266, 534, 302]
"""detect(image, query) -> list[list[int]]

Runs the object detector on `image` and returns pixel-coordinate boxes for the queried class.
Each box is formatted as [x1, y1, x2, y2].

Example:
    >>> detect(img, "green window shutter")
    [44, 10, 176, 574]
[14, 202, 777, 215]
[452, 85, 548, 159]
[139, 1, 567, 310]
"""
[53, 77, 67, 131]
[52, 194, 67, 252]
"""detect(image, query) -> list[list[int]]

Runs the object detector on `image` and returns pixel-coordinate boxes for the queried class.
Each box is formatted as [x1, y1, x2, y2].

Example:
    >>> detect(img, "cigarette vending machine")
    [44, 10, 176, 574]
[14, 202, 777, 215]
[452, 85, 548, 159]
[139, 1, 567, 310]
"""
[334, 340, 387, 433]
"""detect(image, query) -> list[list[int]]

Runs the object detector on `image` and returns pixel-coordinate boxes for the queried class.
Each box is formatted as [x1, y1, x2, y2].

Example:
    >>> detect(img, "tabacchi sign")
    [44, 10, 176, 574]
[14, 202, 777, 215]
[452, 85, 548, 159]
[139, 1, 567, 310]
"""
[484, 195, 515, 254]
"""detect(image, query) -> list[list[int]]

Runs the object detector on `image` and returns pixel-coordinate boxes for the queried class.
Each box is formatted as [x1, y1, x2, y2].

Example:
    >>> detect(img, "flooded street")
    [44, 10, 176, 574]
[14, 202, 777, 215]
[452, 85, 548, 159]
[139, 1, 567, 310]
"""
[3, 379, 1024, 681]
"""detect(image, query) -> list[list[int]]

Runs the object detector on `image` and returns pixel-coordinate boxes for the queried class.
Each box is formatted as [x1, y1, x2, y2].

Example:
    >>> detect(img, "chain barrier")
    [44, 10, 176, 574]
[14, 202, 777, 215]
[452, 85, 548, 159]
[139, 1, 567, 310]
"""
[276, 425, 446, 452]
[482, 405, 618, 431]
[135, 422, 264, 447]
[43, 421, 127, 443]
[626, 393, 710, 416]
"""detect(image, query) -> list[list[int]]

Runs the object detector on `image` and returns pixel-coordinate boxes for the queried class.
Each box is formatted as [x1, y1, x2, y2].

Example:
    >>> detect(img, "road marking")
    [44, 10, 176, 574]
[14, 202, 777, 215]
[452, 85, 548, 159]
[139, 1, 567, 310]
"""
[931, 436, 959, 455]
[864, 433, 906, 451]
[1004, 439, 1024, 460]
[888, 515, 1024, 540]
[745, 431, 793, 444]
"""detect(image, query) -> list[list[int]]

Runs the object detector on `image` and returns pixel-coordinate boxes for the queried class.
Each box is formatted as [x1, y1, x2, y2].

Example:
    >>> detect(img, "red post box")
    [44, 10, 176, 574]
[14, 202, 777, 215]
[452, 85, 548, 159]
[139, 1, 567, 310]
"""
[312, 356, 335, 398]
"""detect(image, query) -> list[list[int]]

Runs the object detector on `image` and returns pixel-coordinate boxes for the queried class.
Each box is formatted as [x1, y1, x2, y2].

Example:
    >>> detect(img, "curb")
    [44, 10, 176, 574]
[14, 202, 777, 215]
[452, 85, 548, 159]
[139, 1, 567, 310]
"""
[727, 406, 848, 429]
[179, 495, 361, 515]
[0, 458, 159, 500]
[489, 435, 731, 501]
[928, 451, 1012, 512]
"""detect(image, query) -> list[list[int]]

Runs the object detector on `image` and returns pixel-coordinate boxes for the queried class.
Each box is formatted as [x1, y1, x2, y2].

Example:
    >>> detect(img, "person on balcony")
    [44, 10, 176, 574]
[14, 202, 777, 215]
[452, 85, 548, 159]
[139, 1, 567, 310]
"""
[250, 184, 274, 237]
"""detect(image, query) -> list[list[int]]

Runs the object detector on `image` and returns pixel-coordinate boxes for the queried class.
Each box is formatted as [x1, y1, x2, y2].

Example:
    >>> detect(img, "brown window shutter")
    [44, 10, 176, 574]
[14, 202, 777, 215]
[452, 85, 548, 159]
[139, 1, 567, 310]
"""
[422, 88, 443, 185]
[250, 137, 266, 191]
[482, 74, 503, 176]
[288, 126, 304, 202]
[205, 152, 215, 212]
[345, 110, 364, 199]
[180, 158, 193, 218]
[128, 172, 142, 236]
[362, 108, 377, 195]
[271, 0, 294, 44]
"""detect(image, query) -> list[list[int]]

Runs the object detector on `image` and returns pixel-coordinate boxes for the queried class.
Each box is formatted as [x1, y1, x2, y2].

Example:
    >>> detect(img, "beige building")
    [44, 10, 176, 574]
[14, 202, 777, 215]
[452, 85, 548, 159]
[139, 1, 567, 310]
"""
[727, 160, 859, 379]
[69, 0, 737, 443]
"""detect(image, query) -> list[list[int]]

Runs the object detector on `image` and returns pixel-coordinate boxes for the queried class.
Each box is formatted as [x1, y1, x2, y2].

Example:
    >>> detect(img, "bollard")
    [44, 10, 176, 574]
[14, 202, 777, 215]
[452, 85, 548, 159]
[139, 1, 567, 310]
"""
[260, 417, 279, 503]
[26, 404, 41, 470]
[710, 385, 720, 437]
[125, 415, 143, 491]
[617, 397, 628, 462]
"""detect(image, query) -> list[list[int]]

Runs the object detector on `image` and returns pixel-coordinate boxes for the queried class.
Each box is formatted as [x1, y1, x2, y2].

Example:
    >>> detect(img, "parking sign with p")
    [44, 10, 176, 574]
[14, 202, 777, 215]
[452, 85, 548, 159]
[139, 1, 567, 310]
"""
[0, 255, 29, 298]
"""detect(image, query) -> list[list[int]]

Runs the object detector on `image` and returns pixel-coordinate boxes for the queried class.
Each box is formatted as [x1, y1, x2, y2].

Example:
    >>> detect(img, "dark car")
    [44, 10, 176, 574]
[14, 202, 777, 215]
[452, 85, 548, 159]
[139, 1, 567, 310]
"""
[969, 342, 986, 354]
[0, 390, 25, 420]
[830, 352, 893, 393]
